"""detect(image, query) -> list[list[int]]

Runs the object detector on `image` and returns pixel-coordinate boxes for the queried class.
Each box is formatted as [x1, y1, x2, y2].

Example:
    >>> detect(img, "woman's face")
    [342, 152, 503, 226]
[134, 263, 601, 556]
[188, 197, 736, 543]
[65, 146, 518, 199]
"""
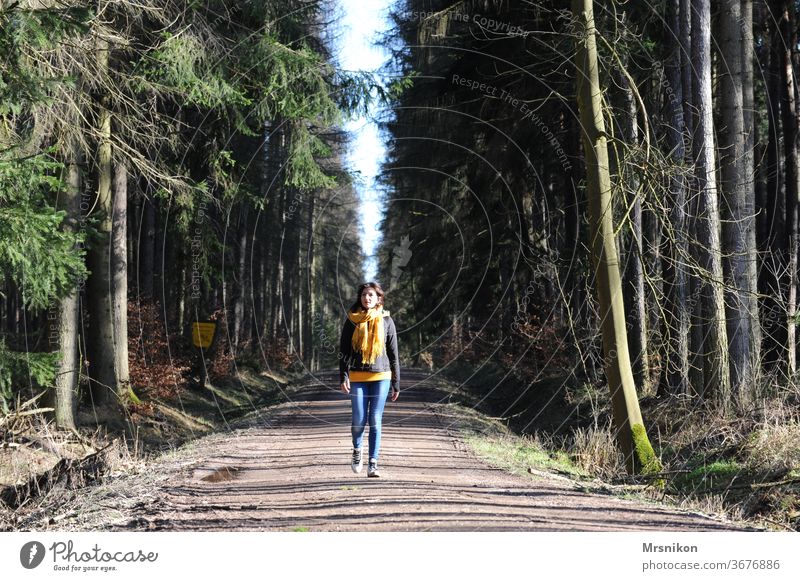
[360, 288, 379, 309]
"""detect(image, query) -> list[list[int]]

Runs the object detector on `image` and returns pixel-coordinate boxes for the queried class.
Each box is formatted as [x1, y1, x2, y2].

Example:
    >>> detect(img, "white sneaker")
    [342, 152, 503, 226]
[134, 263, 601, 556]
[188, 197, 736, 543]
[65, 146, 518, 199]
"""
[351, 447, 363, 473]
[367, 459, 380, 477]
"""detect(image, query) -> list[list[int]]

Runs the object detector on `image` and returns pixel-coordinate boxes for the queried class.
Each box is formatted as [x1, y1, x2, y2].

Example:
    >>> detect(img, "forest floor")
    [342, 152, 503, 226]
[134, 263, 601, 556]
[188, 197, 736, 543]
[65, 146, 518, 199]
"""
[1, 369, 756, 532]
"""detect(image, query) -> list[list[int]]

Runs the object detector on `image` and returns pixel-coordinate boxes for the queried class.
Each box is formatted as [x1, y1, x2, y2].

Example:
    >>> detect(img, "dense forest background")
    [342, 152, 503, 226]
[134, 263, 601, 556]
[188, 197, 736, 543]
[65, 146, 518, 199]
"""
[0, 0, 376, 427]
[3, 0, 800, 528]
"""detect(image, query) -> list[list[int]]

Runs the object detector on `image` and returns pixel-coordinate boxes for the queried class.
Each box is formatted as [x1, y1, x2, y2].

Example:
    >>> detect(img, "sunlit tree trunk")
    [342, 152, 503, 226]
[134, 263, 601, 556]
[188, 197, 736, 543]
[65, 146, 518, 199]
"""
[112, 161, 131, 398]
[572, 0, 660, 475]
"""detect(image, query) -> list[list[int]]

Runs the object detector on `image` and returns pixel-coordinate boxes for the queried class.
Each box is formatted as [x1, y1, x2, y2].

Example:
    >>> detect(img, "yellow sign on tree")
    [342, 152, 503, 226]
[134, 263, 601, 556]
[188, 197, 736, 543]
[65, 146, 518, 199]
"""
[191, 322, 217, 349]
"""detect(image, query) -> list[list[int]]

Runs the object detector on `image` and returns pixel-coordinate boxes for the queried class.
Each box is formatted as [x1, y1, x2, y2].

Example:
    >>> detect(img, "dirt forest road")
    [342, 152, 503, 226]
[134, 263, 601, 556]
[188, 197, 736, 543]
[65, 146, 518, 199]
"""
[81, 370, 749, 532]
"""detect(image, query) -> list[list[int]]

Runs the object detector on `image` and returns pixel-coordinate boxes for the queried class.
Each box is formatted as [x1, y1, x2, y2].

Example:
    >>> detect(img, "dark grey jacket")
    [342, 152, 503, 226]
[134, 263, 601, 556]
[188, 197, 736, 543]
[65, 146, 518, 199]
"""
[339, 313, 400, 392]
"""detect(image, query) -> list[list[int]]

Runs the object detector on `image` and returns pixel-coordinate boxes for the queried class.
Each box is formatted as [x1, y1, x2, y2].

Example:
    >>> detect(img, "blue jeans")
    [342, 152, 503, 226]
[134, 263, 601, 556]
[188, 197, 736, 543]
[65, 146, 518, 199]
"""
[350, 379, 391, 461]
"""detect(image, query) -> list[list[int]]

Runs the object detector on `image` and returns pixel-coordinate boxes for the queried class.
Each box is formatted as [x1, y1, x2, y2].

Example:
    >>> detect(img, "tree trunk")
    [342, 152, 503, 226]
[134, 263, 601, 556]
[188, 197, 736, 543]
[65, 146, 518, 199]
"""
[112, 161, 131, 399]
[294, 193, 303, 358]
[52, 137, 83, 429]
[267, 122, 287, 343]
[718, 0, 753, 399]
[661, 0, 691, 395]
[681, 0, 705, 394]
[253, 219, 266, 347]
[616, 67, 648, 394]
[140, 190, 155, 299]
[742, 0, 760, 382]
[763, 0, 785, 367]
[691, 0, 731, 404]
[233, 204, 248, 353]
[565, 105, 585, 327]
[270, 190, 286, 341]
[177, 264, 186, 332]
[572, 0, 660, 475]
[152, 193, 164, 304]
[307, 192, 316, 369]
[778, 1, 799, 377]
[86, 35, 119, 411]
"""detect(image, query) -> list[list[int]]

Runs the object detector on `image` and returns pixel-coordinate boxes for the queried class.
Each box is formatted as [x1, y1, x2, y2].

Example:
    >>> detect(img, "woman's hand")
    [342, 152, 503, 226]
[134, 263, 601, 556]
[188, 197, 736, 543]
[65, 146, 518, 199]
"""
[340, 379, 350, 394]
[389, 388, 399, 402]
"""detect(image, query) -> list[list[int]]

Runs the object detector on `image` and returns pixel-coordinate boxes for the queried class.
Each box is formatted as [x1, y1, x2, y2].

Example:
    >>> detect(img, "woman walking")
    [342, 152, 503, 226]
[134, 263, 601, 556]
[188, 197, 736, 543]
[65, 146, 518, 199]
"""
[339, 282, 400, 477]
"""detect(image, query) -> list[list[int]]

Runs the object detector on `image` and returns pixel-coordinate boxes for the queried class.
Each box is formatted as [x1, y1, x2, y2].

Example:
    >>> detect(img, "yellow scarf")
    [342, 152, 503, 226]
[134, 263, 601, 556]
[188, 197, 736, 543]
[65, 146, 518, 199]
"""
[348, 305, 390, 364]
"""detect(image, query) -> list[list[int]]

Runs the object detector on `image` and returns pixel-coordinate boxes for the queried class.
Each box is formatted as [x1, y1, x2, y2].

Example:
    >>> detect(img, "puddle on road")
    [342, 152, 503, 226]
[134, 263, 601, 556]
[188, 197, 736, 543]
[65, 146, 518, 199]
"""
[200, 466, 242, 482]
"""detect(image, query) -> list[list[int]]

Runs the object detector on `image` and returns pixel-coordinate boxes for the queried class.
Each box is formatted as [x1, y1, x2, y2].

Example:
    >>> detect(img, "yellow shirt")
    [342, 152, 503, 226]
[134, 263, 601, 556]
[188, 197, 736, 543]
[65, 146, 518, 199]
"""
[348, 370, 392, 382]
